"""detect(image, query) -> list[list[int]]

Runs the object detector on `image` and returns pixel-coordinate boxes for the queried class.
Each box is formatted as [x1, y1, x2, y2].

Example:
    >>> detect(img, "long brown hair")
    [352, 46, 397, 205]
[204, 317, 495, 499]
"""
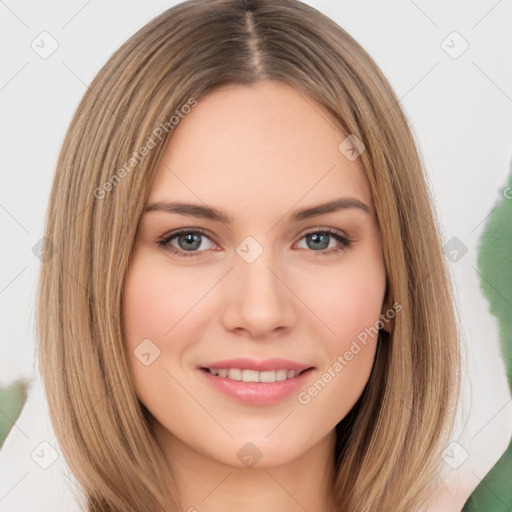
[36, 1, 461, 510]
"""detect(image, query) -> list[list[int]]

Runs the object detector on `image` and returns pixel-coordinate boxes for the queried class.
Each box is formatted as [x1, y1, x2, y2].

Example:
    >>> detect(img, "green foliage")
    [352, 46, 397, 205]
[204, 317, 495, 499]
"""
[463, 166, 512, 512]
[477, 167, 512, 391]
[0, 381, 28, 448]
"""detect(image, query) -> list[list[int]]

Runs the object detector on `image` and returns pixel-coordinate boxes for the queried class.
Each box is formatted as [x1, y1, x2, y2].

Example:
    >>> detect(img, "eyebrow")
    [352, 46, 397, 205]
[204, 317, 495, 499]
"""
[143, 197, 371, 224]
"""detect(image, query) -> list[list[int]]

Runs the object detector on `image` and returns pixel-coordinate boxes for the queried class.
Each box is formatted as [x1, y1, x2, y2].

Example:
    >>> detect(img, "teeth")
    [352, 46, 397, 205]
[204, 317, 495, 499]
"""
[228, 368, 242, 381]
[207, 368, 302, 382]
[242, 369, 259, 382]
[261, 370, 277, 383]
[276, 369, 288, 381]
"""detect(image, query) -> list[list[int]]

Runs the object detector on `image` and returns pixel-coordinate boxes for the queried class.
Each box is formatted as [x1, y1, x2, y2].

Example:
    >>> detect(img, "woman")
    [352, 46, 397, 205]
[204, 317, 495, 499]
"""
[37, 1, 461, 510]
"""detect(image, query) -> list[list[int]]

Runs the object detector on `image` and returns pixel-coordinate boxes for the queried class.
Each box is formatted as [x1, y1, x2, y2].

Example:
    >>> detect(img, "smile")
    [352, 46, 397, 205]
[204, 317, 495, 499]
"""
[203, 367, 309, 382]
[198, 366, 315, 405]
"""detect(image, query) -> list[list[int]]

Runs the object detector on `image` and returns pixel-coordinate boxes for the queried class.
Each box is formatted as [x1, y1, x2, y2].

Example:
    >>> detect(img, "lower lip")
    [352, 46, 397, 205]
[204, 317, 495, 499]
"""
[199, 368, 315, 405]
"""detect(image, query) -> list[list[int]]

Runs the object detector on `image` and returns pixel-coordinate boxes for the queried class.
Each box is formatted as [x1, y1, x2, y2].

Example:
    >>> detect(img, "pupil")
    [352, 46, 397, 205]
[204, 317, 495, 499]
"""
[180, 233, 201, 251]
[309, 233, 328, 250]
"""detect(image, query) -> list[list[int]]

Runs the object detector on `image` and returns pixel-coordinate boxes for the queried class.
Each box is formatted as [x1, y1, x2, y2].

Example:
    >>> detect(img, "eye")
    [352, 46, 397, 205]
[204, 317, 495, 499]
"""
[295, 228, 352, 255]
[157, 228, 216, 257]
[157, 228, 352, 258]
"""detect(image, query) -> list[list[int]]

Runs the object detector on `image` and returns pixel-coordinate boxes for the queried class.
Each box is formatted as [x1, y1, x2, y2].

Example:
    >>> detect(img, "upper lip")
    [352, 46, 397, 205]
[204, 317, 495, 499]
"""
[199, 358, 314, 373]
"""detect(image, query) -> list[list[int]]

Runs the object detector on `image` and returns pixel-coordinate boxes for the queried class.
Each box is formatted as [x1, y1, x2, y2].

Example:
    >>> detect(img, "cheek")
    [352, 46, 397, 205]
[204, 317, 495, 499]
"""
[293, 251, 386, 414]
[298, 254, 386, 347]
[122, 255, 194, 392]
[295, 271, 384, 425]
[123, 254, 204, 344]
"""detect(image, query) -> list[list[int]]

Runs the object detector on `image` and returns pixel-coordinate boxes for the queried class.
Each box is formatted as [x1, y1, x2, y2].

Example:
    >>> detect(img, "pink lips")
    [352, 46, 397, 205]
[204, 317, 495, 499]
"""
[197, 358, 315, 405]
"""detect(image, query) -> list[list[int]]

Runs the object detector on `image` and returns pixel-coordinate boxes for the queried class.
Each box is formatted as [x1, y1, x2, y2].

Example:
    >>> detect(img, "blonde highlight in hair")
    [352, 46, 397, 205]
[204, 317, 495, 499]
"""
[37, 1, 461, 510]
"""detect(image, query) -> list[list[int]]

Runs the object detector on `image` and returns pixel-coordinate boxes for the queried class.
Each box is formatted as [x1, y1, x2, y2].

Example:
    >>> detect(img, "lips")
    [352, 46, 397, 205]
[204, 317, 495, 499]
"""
[197, 358, 316, 405]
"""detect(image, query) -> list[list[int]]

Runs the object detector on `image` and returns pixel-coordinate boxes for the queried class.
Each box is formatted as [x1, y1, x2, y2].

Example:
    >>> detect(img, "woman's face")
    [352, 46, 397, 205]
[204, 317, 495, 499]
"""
[123, 81, 387, 469]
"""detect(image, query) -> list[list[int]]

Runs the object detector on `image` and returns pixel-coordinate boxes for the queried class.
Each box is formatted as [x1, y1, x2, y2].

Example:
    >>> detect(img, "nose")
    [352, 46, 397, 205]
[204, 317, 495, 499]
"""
[220, 246, 298, 339]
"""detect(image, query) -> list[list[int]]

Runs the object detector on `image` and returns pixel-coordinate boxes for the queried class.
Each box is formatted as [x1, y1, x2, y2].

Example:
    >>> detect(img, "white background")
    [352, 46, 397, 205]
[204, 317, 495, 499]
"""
[1, 1, 511, 510]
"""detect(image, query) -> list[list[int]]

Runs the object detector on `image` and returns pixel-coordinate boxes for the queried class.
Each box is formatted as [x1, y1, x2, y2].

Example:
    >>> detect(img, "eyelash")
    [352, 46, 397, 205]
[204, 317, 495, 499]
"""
[156, 228, 352, 258]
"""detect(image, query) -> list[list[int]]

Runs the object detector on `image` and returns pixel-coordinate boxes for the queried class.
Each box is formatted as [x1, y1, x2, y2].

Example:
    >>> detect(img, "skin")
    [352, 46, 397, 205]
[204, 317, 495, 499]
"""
[122, 81, 388, 511]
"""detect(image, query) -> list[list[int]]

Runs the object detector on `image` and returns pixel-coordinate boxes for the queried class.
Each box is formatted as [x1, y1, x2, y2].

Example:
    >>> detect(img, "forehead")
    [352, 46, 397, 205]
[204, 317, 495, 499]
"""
[148, 81, 373, 219]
